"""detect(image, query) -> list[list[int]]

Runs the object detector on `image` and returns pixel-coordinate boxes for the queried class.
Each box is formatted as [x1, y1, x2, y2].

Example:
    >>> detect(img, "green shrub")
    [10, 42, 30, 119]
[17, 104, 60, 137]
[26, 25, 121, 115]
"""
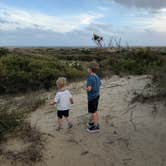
[0, 48, 9, 57]
[0, 54, 86, 94]
[107, 48, 163, 75]
[0, 106, 24, 140]
[152, 61, 166, 97]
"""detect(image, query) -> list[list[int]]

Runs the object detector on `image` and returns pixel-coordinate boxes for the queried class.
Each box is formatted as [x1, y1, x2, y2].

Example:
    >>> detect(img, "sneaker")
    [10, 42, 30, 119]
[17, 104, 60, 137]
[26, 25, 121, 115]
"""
[68, 122, 73, 129]
[86, 125, 100, 133]
[87, 122, 94, 127]
[87, 122, 100, 128]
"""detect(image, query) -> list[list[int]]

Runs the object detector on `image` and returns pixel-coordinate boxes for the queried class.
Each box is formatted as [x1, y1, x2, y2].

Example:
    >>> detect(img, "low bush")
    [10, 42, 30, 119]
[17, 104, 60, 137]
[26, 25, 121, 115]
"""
[107, 48, 163, 75]
[0, 54, 86, 94]
[0, 106, 24, 141]
[0, 48, 9, 57]
[151, 60, 166, 103]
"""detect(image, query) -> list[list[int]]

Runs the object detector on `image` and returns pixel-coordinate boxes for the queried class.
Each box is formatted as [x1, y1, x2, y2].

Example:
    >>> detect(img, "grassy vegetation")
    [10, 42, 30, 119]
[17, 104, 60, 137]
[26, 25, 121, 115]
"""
[2, 123, 44, 165]
[0, 47, 166, 94]
[151, 63, 166, 104]
[101, 48, 164, 75]
[0, 93, 46, 141]
[0, 93, 46, 164]
[0, 53, 86, 94]
[0, 105, 24, 141]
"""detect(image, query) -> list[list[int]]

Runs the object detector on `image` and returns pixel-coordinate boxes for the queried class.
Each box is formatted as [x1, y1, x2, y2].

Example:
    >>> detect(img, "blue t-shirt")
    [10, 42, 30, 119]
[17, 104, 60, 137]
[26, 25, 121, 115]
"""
[86, 74, 101, 101]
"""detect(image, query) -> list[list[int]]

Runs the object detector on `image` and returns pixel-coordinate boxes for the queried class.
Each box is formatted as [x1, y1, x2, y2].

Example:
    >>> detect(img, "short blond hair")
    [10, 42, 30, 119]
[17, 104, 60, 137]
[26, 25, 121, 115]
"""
[56, 77, 67, 88]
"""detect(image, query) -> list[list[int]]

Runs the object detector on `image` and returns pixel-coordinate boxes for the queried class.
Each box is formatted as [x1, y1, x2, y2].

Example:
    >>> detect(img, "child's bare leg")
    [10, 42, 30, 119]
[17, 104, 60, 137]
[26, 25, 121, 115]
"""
[65, 117, 73, 128]
[92, 112, 99, 126]
[87, 114, 94, 123]
[57, 118, 63, 130]
[90, 114, 93, 122]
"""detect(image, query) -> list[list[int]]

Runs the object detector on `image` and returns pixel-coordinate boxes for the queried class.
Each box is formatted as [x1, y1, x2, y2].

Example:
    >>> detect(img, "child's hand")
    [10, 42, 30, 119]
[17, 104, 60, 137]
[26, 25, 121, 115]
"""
[86, 86, 92, 91]
[49, 101, 55, 105]
[70, 98, 74, 104]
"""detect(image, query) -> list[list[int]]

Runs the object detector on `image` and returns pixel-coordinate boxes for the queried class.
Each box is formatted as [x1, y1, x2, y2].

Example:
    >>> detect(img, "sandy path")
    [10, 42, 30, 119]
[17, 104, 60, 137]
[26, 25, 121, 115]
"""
[29, 75, 166, 166]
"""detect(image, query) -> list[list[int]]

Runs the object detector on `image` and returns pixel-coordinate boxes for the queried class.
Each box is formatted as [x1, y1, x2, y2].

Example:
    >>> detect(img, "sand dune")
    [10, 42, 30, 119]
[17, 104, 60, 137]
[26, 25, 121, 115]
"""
[28, 75, 166, 166]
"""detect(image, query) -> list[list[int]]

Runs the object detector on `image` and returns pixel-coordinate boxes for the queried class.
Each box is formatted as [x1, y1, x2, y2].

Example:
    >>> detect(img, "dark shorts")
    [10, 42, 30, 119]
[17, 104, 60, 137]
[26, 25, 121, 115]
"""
[57, 110, 69, 119]
[88, 96, 100, 113]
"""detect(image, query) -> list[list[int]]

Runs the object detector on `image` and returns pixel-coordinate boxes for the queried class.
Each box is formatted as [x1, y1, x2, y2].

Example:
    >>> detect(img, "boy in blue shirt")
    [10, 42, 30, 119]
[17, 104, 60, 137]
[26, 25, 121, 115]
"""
[86, 63, 101, 133]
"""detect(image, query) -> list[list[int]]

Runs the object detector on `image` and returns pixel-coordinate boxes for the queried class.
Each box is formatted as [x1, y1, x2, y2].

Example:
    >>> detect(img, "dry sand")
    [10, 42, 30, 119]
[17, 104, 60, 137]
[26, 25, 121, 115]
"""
[1, 75, 166, 166]
[31, 75, 166, 166]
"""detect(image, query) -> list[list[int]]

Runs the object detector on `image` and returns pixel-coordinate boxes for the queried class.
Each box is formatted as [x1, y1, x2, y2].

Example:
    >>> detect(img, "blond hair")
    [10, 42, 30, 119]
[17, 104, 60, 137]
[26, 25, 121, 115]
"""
[56, 77, 67, 88]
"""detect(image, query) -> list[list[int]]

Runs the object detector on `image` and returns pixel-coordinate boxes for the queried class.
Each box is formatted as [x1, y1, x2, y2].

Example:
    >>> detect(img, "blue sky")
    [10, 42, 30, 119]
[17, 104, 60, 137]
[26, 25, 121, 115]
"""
[0, 0, 166, 46]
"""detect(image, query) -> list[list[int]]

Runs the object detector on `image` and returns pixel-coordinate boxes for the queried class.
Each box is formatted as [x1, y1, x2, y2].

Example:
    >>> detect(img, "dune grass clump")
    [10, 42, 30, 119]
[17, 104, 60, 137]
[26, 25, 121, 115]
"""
[0, 92, 46, 141]
[2, 122, 45, 165]
[0, 106, 24, 142]
[0, 93, 46, 164]
[18, 93, 46, 114]
[151, 62, 166, 104]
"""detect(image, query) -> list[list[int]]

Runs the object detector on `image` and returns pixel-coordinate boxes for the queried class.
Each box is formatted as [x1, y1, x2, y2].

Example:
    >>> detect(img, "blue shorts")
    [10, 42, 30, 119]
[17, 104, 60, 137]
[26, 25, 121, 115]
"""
[88, 96, 100, 113]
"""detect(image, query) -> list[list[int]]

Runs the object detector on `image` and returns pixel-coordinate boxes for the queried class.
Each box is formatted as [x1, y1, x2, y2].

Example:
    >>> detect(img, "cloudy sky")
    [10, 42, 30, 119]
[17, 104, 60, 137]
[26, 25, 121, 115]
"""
[0, 0, 166, 46]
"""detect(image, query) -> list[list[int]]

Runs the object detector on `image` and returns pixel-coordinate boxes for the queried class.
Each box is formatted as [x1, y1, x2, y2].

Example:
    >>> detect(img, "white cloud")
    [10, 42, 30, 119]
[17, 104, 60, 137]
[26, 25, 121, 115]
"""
[151, 9, 166, 32]
[111, 0, 166, 9]
[80, 13, 103, 25]
[159, 8, 166, 12]
[0, 6, 103, 33]
[117, 8, 166, 33]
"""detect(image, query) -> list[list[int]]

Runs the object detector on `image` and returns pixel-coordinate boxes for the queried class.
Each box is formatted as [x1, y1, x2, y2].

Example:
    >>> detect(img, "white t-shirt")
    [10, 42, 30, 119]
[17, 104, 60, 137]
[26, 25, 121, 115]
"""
[54, 90, 72, 111]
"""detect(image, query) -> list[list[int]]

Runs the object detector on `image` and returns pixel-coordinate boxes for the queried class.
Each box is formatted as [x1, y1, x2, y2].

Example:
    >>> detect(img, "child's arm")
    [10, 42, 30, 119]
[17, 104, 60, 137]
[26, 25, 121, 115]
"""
[86, 86, 92, 92]
[49, 92, 59, 105]
[70, 97, 74, 104]
[86, 76, 93, 92]
[49, 101, 56, 105]
[67, 90, 74, 104]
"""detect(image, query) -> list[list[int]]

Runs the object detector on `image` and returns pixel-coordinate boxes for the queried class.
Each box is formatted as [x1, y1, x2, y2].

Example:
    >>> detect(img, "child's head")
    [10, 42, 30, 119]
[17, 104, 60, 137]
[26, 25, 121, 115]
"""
[87, 62, 99, 74]
[56, 77, 67, 89]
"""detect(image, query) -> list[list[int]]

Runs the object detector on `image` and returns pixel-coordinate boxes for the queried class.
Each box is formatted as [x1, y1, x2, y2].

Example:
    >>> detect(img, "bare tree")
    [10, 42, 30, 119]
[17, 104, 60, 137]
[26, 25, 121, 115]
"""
[92, 33, 123, 50]
[108, 36, 114, 48]
[108, 35, 122, 50]
[92, 33, 103, 48]
[114, 36, 122, 49]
